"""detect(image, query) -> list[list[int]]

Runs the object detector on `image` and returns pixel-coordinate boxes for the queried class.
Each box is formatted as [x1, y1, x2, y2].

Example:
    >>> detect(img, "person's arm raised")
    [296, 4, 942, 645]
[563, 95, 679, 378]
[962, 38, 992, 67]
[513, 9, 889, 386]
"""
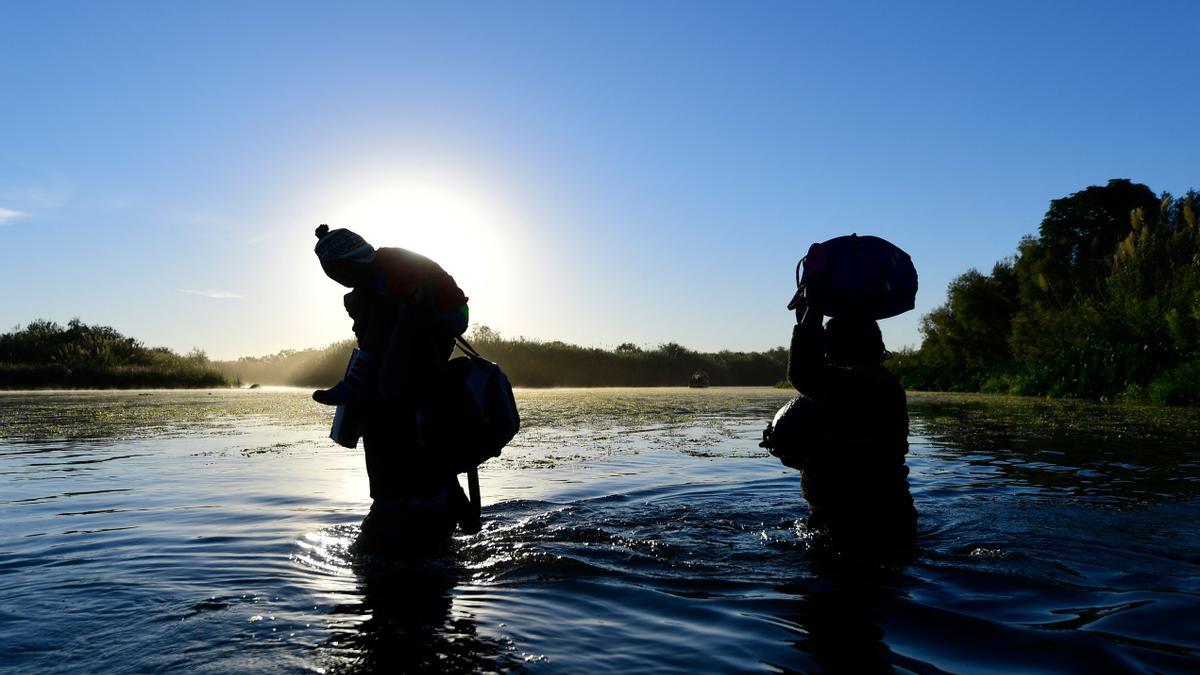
[787, 301, 827, 395]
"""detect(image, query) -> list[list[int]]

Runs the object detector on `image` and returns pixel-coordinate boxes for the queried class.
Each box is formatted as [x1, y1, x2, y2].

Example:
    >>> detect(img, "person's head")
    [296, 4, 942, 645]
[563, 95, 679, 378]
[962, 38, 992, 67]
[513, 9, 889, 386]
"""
[314, 224, 376, 288]
[824, 316, 885, 366]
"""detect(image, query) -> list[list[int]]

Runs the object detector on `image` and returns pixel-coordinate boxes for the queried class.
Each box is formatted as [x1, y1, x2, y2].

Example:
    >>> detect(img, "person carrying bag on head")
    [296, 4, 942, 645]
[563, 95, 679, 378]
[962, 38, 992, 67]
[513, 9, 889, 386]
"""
[763, 234, 918, 554]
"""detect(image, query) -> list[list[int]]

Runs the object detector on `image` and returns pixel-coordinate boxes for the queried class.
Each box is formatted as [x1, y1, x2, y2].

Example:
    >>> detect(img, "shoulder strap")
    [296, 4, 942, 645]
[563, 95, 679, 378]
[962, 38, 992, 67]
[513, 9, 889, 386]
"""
[455, 335, 484, 359]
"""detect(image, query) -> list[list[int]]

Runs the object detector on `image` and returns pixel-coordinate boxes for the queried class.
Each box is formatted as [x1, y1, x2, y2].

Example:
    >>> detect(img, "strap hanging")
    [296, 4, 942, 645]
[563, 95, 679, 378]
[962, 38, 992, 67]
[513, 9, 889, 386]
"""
[455, 335, 484, 359]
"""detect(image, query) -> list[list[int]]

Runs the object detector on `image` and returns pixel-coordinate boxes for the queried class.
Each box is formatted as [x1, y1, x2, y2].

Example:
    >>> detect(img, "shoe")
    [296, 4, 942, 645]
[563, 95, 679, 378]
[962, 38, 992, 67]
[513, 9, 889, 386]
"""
[312, 349, 377, 406]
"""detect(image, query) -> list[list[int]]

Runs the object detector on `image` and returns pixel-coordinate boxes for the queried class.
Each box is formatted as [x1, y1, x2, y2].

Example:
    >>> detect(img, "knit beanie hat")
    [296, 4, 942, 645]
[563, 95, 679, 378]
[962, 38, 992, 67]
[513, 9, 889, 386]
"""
[314, 224, 376, 265]
[314, 223, 374, 285]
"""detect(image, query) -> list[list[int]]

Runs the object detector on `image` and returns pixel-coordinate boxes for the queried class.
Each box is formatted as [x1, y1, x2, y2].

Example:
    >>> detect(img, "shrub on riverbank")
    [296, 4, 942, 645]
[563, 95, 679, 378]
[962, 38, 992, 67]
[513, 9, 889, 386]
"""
[0, 319, 226, 389]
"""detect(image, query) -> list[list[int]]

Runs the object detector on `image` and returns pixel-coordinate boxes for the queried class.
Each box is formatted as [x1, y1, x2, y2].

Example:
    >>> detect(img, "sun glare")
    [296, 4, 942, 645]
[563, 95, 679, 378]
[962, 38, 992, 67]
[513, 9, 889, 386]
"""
[325, 175, 519, 306]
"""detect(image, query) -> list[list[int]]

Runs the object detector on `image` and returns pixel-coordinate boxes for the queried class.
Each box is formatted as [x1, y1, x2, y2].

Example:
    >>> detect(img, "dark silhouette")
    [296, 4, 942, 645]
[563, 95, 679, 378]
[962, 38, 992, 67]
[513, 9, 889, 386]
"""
[324, 560, 523, 673]
[780, 303, 917, 551]
[312, 225, 475, 555]
[765, 235, 918, 553]
[891, 179, 1200, 404]
[770, 568, 910, 672]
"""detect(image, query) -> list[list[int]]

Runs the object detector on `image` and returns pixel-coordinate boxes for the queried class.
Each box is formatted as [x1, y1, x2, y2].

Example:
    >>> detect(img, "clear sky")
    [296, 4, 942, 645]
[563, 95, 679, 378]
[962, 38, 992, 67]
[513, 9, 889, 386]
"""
[2, 1, 1197, 359]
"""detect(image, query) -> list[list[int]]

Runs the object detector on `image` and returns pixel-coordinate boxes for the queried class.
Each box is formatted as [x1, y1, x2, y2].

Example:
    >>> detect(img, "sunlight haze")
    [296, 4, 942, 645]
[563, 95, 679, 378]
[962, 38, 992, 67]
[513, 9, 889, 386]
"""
[2, 2, 1198, 359]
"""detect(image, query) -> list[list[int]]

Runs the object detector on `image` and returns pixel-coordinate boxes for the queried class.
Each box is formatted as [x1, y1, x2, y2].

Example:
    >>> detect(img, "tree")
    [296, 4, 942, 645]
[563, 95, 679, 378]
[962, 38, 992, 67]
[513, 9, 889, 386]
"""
[920, 260, 1019, 370]
[1014, 178, 1158, 311]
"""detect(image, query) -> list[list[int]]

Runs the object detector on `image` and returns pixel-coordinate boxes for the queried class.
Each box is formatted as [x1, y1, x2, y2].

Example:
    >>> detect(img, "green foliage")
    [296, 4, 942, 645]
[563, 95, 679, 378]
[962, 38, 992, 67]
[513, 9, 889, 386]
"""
[0, 319, 226, 388]
[919, 260, 1019, 370]
[1148, 360, 1200, 406]
[898, 180, 1200, 403]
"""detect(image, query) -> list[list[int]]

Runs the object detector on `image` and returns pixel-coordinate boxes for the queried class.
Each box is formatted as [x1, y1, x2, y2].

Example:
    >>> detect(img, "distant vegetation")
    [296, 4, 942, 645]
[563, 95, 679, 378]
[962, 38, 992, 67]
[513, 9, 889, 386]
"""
[15, 178, 1196, 402]
[215, 327, 789, 388]
[0, 319, 226, 389]
[888, 179, 1200, 405]
[215, 339, 358, 388]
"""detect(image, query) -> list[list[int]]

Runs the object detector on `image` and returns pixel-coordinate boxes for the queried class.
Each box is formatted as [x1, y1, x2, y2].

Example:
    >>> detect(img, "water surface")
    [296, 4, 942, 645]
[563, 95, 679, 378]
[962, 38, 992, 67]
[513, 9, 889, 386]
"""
[2, 388, 1198, 672]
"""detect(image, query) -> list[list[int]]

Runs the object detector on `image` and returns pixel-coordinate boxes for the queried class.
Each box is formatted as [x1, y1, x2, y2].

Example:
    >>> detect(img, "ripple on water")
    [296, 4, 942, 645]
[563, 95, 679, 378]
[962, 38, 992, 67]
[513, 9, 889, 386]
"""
[2, 388, 1200, 673]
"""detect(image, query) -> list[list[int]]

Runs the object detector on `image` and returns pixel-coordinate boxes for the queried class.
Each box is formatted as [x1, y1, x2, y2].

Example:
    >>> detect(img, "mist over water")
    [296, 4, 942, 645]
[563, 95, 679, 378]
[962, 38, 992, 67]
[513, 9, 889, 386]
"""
[1, 388, 1198, 673]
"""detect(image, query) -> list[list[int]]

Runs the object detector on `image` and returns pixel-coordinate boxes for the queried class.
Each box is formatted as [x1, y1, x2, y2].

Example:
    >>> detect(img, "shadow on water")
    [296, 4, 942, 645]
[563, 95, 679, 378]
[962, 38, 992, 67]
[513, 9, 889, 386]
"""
[771, 566, 922, 674]
[296, 525, 523, 674]
[770, 557, 1200, 674]
[323, 559, 523, 674]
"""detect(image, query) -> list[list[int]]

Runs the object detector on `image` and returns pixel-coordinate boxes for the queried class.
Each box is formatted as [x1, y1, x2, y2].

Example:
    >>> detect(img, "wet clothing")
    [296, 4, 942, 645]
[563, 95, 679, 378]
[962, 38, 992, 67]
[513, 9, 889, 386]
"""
[785, 322, 916, 546]
[352, 485, 468, 558]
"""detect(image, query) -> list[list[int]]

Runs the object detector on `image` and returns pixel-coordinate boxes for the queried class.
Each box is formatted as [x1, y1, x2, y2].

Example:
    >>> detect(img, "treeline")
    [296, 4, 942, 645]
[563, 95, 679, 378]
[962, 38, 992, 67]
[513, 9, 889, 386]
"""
[216, 327, 789, 388]
[0, 319, 227, 388]
[888, 179, 1200, 405]
[465, 328, 788, 387]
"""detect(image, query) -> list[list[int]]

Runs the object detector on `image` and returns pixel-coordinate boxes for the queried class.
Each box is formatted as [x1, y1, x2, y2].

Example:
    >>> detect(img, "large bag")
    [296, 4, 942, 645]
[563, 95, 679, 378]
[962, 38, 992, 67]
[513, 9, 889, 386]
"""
[416, 336, 520, 474]
[790, 234, 917, 320]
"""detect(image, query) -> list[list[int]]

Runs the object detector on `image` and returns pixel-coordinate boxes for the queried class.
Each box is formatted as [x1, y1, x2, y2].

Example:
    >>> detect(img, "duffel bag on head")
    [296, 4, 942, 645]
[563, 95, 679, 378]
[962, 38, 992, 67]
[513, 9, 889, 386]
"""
[788, 233, 917, 320]
[416, 337, 520, 474]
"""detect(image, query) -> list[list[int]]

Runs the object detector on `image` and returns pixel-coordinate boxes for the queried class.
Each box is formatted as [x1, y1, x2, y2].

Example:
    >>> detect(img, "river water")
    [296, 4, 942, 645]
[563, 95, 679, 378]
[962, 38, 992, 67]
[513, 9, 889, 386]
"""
[1, 387, 1198, 673]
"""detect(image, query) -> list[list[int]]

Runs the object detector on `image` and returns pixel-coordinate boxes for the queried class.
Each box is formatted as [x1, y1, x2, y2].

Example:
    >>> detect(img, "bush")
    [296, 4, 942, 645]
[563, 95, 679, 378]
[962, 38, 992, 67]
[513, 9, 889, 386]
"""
[0, 320, 227, 389]
[1148, 361, 1200, 406]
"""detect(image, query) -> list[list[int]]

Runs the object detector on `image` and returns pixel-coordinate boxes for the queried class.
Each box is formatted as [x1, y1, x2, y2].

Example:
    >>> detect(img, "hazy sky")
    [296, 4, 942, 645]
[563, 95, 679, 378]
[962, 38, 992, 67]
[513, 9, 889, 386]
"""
[3, 1, 1198, 359]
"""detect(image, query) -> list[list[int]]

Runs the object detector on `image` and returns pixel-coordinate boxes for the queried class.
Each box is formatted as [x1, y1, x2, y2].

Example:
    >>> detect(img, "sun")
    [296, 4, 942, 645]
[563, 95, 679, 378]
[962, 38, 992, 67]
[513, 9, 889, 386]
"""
[325, 175, 516, 304]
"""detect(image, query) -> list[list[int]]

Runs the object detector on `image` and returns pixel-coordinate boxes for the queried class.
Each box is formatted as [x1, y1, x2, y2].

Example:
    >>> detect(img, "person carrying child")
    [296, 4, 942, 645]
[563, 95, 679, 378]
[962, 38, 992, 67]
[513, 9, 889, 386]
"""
[312, 224, 475, 555]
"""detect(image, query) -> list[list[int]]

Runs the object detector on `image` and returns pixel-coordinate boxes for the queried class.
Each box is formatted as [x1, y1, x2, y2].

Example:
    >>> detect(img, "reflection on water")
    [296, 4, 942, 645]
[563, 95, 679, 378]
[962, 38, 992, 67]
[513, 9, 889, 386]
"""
[293, 524, 522, 673]
[1, 388, 1199, 672]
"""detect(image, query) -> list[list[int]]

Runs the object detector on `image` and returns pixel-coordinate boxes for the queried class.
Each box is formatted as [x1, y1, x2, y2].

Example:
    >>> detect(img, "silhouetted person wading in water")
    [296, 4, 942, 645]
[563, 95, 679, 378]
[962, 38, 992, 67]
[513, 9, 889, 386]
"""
[765, 235, 918, 553]
[313, 224, 474, 555]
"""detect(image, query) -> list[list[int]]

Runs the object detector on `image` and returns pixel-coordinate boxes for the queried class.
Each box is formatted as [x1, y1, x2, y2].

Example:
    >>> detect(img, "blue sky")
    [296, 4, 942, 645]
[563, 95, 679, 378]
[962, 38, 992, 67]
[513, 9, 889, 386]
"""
[2, 1, 1197, 359]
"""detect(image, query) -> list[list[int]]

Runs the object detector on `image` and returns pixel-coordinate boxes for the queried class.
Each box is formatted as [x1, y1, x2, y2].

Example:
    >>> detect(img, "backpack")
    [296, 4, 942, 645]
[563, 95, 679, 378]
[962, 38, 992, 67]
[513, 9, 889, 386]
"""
[416, 336, 520, 474]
